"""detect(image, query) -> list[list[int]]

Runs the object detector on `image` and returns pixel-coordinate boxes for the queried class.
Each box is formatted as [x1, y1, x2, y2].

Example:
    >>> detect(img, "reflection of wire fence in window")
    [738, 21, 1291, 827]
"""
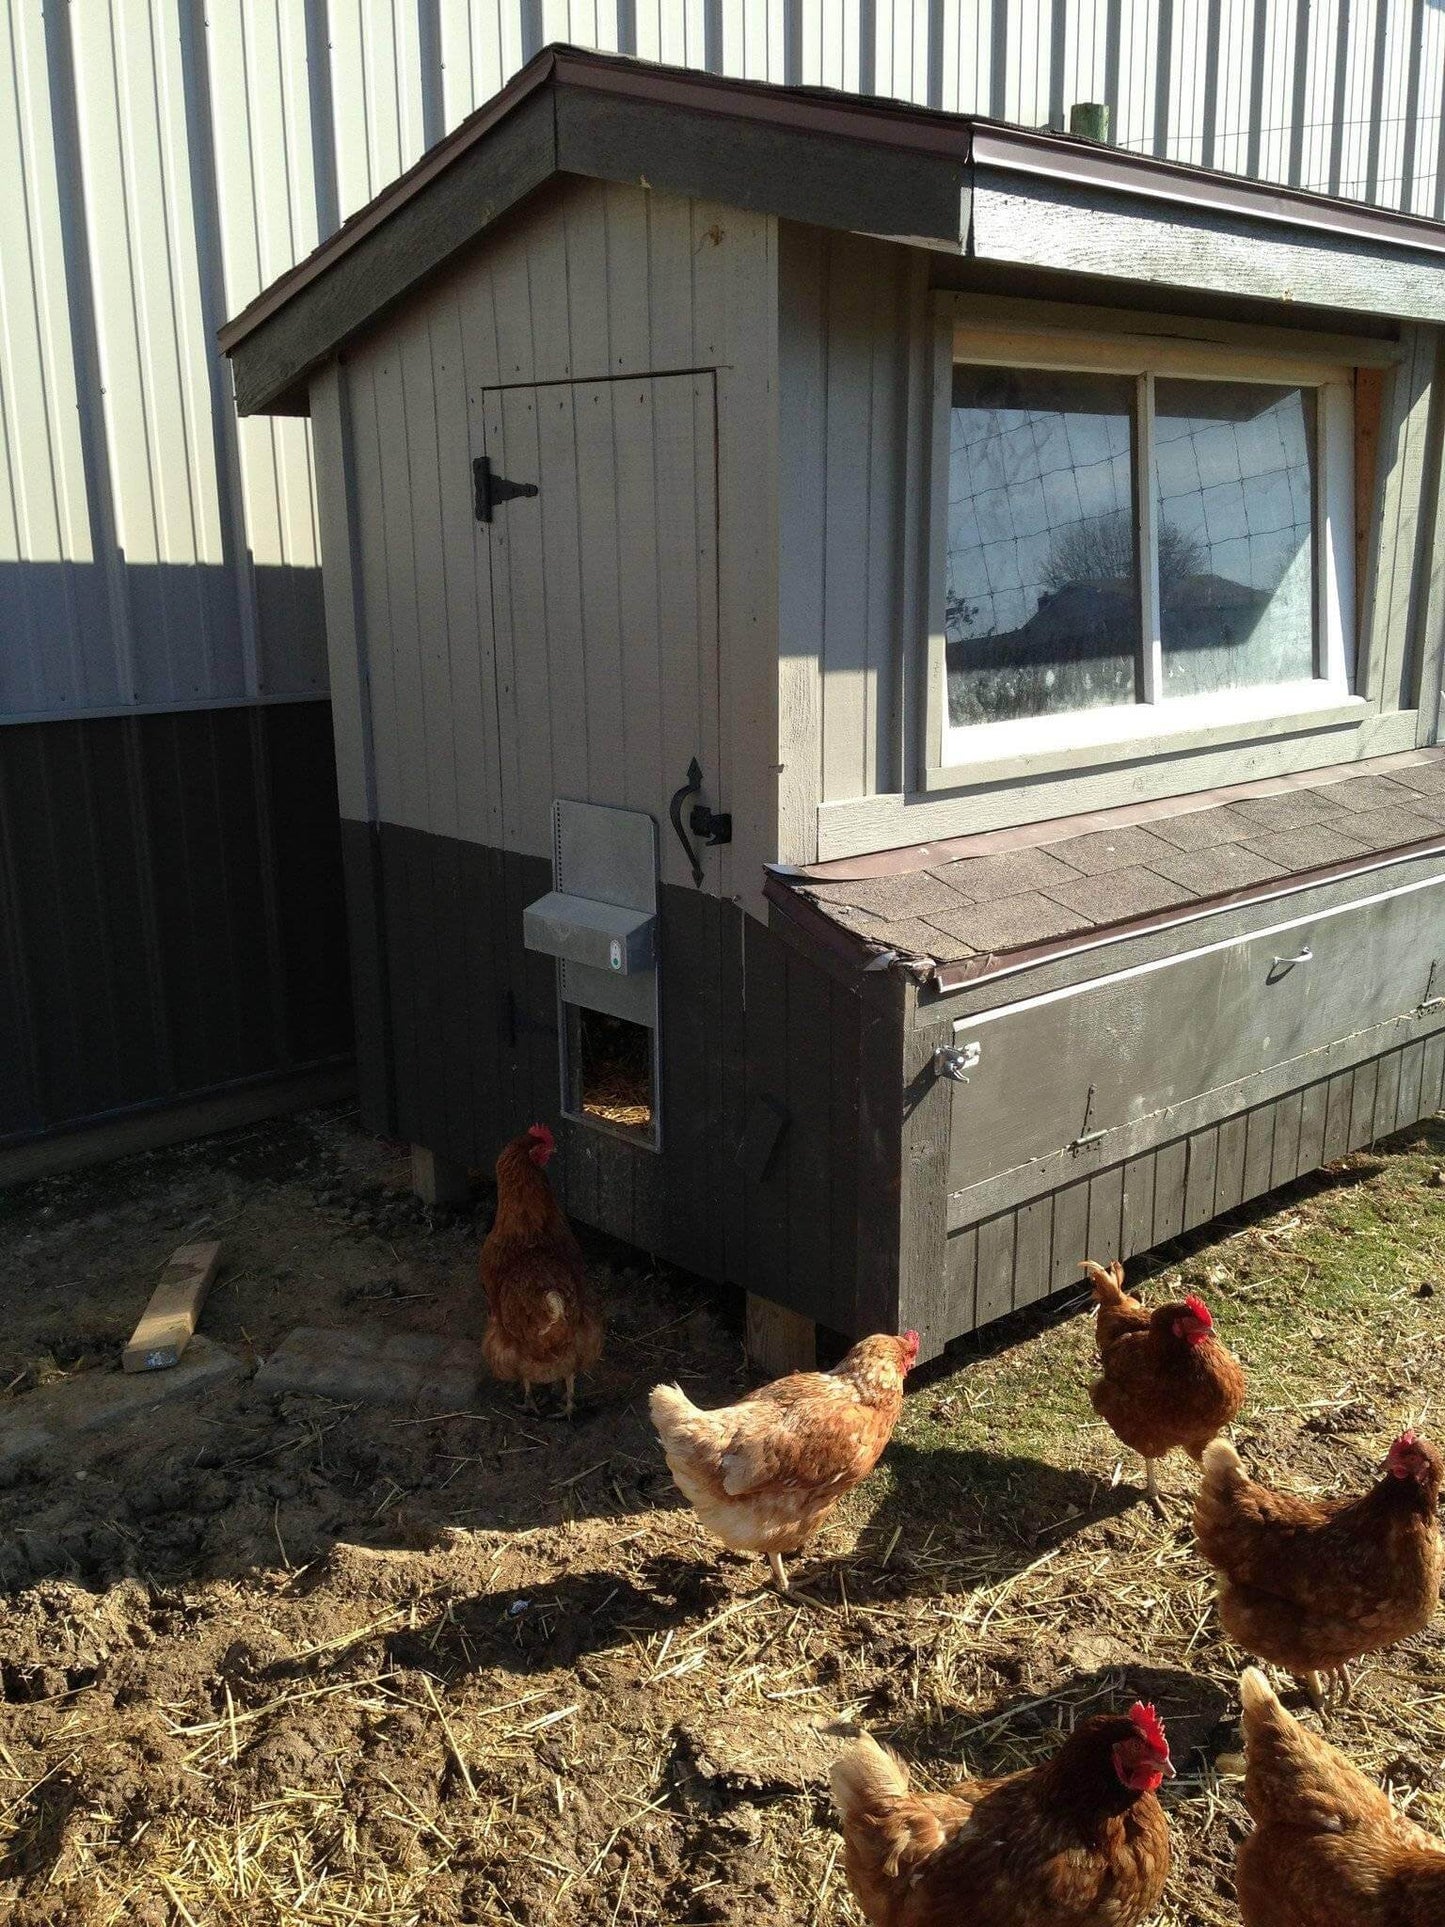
[946, 407, 1310, 644]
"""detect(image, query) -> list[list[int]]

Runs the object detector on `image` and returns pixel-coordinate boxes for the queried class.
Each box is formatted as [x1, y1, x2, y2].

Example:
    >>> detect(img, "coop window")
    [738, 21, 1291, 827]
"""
[935, 322, 1358, 778]
[566, 1006, 656, 1143]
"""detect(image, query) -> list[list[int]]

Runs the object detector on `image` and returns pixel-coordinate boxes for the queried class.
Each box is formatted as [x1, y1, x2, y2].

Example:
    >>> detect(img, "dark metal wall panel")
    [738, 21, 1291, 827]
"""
[0, 703, 351, 1146]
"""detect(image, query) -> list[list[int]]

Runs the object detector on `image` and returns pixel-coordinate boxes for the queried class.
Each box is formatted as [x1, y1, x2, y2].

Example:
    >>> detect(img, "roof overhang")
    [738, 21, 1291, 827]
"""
[221, 44, 1445, 418]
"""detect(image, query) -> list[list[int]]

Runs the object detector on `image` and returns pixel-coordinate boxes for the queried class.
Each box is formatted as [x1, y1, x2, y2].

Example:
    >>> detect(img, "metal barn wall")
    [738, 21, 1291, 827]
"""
[5, 2, 1445, 728]
[0, 702, 352, 1146]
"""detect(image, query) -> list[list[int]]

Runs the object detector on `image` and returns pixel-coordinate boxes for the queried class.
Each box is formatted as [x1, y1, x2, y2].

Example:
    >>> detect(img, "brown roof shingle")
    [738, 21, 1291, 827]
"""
[778, 748, 1445, 982]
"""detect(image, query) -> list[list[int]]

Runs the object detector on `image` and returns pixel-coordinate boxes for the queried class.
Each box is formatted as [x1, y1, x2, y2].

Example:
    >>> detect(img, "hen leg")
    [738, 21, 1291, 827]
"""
[768, 1552, 790, 1594]
[520, 1378, 536, 1414]
[1301, 1670, 1328, 1713]
[563, 1374, 576, 1420]
[1143, 1458, 1168, 1517]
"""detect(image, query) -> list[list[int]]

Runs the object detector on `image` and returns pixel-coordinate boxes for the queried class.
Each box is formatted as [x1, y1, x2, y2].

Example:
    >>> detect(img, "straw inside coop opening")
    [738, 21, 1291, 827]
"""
[574, 1008, 653, 1134]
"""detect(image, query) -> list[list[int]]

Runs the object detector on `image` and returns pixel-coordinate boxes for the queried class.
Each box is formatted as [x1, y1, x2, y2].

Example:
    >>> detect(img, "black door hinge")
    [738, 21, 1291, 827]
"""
[473, 455, 538, 523]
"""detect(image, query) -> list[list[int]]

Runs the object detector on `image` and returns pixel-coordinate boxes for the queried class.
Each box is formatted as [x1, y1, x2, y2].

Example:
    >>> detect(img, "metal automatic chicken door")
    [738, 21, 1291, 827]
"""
[522, 800, 661, 1148]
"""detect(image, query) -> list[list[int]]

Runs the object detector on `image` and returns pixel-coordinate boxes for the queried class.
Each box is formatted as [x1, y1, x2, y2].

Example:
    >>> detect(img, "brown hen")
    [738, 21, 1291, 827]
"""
[1235, 1665, 1445, 1926]
[479, 1123, 602, 1418]
[1083, 1258, 1246, 1511]
[831, 1703, 1173, 1927]
[648, 1331, 917, 1591]
[1195, 1431, 1443, 1708]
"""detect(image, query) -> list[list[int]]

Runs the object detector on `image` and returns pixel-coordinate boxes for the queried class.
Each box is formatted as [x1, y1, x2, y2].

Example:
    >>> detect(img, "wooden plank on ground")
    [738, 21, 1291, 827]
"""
[123, 1242, 223, 1373]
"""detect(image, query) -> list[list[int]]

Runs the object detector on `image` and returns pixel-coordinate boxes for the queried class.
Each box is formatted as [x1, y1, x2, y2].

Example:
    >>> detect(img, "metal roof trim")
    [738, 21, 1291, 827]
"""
[218, 48, 560, 352]
[970, 124, 1445, 259]
[220, 44, 1445, 362]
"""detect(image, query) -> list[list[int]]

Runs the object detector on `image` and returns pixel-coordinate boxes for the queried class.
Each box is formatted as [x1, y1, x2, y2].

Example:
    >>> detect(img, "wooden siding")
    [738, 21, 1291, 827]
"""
[967, 170, 1445, 326]
[928, 1027, 1445, 1348]
[777, 225, 926, 855]
[0, 702, 351, 1143]
[352, 820, 893, 1326]
[791, 273, 1444, 861]
[326, 177, 777, 908]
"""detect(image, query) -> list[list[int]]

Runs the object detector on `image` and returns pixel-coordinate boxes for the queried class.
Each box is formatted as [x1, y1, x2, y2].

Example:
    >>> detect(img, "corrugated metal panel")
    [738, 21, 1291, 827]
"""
[0, 702, 351, 1142]
[4, 1, 1444, 723]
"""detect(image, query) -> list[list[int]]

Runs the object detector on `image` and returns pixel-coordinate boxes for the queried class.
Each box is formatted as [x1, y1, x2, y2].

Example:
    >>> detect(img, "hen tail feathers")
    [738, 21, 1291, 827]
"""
[1201, 1437, 1246, 1492]
[648, 1382, 701, 1444]
[1081, 1258, 1127, 1306]
[1240, 1666, 1281, 1728]
[832, 1737, 917, 1880]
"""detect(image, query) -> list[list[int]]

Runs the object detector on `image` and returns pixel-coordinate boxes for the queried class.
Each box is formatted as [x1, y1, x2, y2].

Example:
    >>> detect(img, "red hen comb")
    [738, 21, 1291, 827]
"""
[1128, 1702, 1169, 1757]
[1182, 1294, 1213, 1329]
[527, 1123, 555, 1150]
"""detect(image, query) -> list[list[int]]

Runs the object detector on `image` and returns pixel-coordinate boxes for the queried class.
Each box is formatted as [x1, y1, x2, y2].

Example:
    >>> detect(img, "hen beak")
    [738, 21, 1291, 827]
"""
[1159, 1757, 1176, 1779]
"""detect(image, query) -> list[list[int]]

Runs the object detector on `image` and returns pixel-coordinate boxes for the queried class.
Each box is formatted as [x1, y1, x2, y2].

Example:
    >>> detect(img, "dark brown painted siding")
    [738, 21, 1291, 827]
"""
[0, 702, 351, 1144]
[354, 821, 894, 1330]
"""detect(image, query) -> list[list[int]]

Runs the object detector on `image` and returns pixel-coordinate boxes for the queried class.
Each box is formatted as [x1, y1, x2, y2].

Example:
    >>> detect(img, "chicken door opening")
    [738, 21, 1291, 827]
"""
[569, 1008, 655, 1142]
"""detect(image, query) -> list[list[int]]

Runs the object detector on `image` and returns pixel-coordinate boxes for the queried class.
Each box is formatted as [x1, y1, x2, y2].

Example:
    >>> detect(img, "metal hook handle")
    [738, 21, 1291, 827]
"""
[669, 758, 705, 887]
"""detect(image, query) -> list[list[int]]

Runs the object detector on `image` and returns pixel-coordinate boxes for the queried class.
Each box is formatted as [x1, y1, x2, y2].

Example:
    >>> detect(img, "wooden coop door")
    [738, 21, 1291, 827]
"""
[480, 374, 720, 893]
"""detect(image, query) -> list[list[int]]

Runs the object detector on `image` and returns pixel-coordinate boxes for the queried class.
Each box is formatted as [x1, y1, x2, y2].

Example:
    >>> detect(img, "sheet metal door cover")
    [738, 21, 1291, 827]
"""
[552, 798, 659, 1033]
[947, 870, 1445, 1193]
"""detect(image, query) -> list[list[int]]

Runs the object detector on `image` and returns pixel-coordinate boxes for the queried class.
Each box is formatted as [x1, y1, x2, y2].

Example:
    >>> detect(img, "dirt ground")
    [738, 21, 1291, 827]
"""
[1, 1105, 1442, 1926]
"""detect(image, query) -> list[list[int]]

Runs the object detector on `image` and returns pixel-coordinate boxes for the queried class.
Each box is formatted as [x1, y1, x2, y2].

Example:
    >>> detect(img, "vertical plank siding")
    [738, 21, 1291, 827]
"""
[0, 704, 351, 1143]
[339, 179, 775, 902]
[352, 823, 899, 1317]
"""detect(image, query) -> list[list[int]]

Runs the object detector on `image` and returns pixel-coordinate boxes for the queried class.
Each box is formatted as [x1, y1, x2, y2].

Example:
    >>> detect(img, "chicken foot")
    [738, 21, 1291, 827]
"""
[563, 1375, 576, 1420]
[1300, 1666, 1353, 1715]
[768, 1552, 790, 1593]
[520, 1379, 537, 1414]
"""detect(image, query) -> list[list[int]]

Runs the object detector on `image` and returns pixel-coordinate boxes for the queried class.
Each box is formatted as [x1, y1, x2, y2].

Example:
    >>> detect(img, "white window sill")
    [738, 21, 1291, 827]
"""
[927, 686, 1368, 792]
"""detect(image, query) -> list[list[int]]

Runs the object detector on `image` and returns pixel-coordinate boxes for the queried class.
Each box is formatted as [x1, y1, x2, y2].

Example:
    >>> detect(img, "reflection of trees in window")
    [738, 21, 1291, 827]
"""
[1042, 510, 1204, 601]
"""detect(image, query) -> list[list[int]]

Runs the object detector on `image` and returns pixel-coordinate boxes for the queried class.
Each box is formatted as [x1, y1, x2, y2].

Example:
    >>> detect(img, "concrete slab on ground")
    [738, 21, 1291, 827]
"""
[254, 1327, 484, 1410]
[0, 1336, 244, 1475]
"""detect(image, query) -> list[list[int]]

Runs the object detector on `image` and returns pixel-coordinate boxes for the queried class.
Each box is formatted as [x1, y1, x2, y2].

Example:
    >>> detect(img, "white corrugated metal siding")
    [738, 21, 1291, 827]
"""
[4, 0, 1444, 722]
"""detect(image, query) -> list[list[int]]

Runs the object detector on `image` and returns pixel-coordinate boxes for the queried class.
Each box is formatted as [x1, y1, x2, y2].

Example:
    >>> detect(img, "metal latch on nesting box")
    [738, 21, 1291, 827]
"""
[522, 891, 656, 975]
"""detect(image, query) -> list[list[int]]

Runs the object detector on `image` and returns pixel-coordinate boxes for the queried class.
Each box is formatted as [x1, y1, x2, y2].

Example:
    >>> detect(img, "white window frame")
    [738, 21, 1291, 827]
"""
[925, 313, 1365, 792]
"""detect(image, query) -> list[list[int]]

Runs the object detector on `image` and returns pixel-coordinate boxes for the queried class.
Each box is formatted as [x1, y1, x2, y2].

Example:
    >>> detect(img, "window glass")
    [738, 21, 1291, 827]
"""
[946, 366, 1140, 727]
[1153, 380, 1316, 699]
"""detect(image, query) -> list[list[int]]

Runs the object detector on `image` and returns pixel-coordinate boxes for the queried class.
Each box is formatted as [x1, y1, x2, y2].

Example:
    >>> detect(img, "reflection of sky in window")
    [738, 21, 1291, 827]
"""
[948, 385, 1313, 656]
[947, 408, 1132, 638]
[1153, 384, 1314, 695]
[1154, 392, 1311, 594]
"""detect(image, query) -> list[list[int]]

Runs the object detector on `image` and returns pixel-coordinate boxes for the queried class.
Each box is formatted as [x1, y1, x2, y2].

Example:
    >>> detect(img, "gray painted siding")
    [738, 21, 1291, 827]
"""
[7, 2, 1445, 726]
[323, 177, 778, 902]
[789, 263, 1445, 859]
[778, 227, 926, 850]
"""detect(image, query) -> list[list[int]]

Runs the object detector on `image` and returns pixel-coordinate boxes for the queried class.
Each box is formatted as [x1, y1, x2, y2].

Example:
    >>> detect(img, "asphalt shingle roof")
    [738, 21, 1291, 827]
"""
[773, 751, 1445, 980]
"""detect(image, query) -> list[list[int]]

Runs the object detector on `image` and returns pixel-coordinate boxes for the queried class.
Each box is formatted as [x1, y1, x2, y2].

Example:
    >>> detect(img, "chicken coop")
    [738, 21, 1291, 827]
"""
[222, 46, 1445, 1369]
